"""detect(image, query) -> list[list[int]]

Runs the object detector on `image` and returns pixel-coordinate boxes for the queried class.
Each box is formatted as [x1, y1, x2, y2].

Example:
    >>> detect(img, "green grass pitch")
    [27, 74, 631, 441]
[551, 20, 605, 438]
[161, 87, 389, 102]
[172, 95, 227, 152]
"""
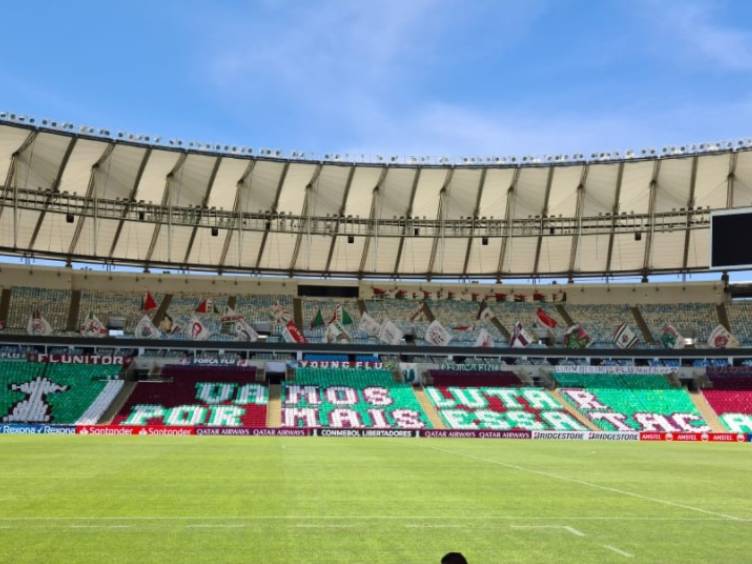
[0, 437, 750, 563]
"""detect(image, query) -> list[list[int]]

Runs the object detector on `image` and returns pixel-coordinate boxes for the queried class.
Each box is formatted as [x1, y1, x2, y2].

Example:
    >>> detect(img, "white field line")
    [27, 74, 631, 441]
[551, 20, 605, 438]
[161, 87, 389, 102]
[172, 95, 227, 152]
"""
[70, 525, 132, 529]
[0, 516, 747, 523]
[510, 525, 585, 537]
[404, 524, 463, 529]
[294, 524, 356, 529]
[185, 524, 246, 529]
[424, 444, 748, 523]
[603, 545, 634, 558]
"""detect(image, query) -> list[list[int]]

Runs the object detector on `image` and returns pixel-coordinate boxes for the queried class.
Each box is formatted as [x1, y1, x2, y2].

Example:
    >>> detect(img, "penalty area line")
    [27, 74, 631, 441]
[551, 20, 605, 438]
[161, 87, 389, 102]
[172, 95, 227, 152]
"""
[603, 545, 634, 558]
[423, 444, 748, 523]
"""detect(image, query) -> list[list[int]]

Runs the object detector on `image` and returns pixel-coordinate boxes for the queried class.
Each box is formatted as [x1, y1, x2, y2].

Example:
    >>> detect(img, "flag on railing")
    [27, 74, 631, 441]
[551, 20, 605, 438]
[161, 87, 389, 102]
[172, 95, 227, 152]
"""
[424, 320, 452, 346]
[234, 318, 259, 342]
[27, 310, 52, 336]
[660, 324, 685, 349]
[613, 323, 639, 349]
[358, 312, 381, 337]
[282, 320, 307, 343]
[324, 320, 351, 344]
[195, 298, 214, 314]
[564, 324, 590, 349]
[707, 324, 739, 349]
[160, 313, 182, 337]
[80, 311, 107, 337]
[220, 306, 244, 323]
[134, 315, 161, 339]
[330, 304, 353, 325]
[536, 307, 558, 329]
[310, 308, 325, 329]
[142, 291, 158, 312]
[510, 321, 533, 348]
[378, 319, 403, 345]
[270, 301, 291, 323]
[475, 328, 494, 348]
[189, 316, 210, 341]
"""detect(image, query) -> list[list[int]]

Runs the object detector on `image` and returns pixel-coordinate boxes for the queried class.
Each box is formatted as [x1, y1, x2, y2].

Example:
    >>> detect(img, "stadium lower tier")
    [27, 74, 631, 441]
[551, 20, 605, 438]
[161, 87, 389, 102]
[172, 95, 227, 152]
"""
[0, 360, 123, 424]
[113, 366, 267, 427]
[702, 390, 752, 432]
[424, 386, 586, 431]
[555, 372, 710, 432]
[281, 368, 430, 428]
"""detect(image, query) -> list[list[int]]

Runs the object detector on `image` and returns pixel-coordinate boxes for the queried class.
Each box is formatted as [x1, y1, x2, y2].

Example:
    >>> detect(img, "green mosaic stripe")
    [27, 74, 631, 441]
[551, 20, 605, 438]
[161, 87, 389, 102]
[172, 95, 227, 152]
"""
[0, 361, 121, 424]
[554, 372, 705, 431]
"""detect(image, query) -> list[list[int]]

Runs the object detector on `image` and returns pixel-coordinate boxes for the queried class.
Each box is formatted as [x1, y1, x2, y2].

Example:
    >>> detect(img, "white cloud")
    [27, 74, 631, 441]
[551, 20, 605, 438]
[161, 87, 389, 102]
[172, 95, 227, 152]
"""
[196, 1, 752, 159]
[639, 1, 752, 70]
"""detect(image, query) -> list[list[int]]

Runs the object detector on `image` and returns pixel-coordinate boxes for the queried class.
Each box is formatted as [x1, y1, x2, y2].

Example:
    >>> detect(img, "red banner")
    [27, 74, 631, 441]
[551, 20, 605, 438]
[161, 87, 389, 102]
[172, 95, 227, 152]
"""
[76, 425, 196, 436]
[639, 432, 748, 442]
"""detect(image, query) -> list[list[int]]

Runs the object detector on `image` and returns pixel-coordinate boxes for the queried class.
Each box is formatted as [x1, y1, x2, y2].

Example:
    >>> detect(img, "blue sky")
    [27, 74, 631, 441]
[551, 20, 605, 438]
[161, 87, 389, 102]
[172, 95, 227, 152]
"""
[2, 0, 752, 161]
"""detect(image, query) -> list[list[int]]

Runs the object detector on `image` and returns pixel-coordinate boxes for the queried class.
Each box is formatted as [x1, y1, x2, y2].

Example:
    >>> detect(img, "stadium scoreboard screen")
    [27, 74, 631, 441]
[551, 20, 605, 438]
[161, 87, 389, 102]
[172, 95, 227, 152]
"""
[711, 209, 752, 269]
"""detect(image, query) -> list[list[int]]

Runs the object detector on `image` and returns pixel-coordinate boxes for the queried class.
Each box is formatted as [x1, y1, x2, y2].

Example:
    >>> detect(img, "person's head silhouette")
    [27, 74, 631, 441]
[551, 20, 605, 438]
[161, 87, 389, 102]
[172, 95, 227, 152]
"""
[441, 553, 468, 564]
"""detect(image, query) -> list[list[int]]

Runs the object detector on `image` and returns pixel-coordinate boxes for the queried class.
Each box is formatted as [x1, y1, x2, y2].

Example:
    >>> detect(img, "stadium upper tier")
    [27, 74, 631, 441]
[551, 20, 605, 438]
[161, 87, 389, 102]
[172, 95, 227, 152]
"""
[1, 117, 751, 278]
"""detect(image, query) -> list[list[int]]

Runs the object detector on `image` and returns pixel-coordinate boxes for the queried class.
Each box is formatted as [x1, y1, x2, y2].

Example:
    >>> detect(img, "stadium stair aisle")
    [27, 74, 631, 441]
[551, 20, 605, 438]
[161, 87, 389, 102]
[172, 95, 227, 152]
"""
[550, 389, 599, 431]
[631, 306, 654, 344]
[266, 384, 281, 428]
[66, 290, 81, 332]
[293, 298, 304, 327]
[717, 303, 730, 331]
[152, 294, 172, 326]
[414, 388, 445, 429]
[98, 381, 136, 424]
[0, 288, 11, 327]
[555, 304, 573, 326]
[689, 391, 726, 432]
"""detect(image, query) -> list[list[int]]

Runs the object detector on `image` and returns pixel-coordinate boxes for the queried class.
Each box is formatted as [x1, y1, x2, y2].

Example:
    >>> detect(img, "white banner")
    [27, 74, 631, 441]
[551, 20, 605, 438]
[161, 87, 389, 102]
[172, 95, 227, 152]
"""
[378, 320, 403, 345]
[358, 312, 381, 337]
[424, 320, 452, 346]
[707, 324, 739, 349]
[189, 316, 211, 341]
[474, 328, 494, 348]
[134, 315, 162, 339]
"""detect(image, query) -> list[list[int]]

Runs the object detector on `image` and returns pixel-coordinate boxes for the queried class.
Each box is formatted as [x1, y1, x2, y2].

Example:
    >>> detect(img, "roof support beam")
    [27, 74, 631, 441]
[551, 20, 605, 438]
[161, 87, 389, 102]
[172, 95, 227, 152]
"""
[496, 167, 521, 281]
[108, 148, 152, 259]
[182, 156, 223, 265]
[392, 168, 423, 276]
[532, 166, 556, 277]
[641, 160, 662, 277]
[566, 165, 590, 279]
[427, 169, 455, 277]
[462, 168, 488, 276]
[726, 151, 737, 208]
[67, 143, 116, 258]
[218, 160, 255, 272]
[604, 162, 625, 276]
[324, 165, 357, 273]
[0, 130, 37, 224]
[681, 156, 699, 272]
[0, 131, 37, 250]
[254, 162, 293, 270]
[358, 167, 389, 276]
[284, 164, 321, 274]
[27, 136, 78, 252]
[143, 153, 187, 268]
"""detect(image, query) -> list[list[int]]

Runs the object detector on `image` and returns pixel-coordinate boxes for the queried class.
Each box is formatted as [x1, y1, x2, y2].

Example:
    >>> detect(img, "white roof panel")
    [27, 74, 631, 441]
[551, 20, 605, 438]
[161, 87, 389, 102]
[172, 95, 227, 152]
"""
[207, 157, 248, 210]
[58, 139, 110, 196]
[694, 154, 730, 210]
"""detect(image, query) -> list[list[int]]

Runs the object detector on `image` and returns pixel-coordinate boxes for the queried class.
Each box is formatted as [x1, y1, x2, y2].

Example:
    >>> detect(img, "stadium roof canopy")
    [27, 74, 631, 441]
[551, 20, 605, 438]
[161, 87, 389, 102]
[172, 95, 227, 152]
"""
[1, 116, 751, 280]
